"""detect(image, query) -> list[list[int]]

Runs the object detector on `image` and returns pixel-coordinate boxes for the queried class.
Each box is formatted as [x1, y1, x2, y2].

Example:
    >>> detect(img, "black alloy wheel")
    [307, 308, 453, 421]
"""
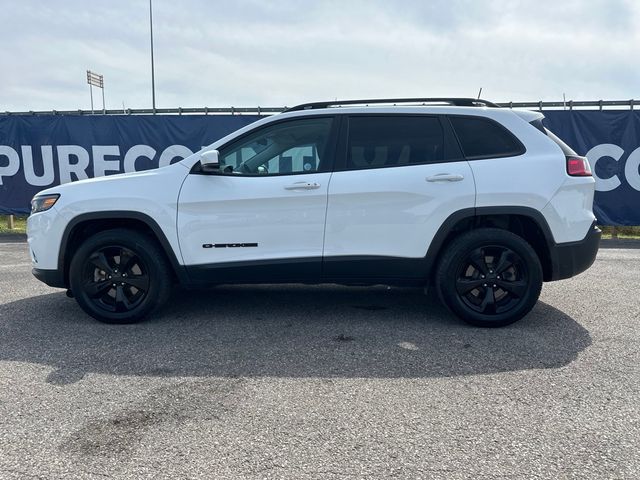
[69, 229, 172, 323]
[436, 228, 543, 327]
[455, 245, 527, 316]
[82, 246, 150, 314]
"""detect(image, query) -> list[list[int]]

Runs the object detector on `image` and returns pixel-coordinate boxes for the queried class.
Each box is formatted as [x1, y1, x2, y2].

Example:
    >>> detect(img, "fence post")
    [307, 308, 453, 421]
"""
[611, 226, 618, 239]
[7, 215, 14, 230]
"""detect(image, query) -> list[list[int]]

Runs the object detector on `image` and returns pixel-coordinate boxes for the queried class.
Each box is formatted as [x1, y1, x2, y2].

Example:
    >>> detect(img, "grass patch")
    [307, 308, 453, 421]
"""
[600, 225, 640, 240]
[0, 215, 27, 234]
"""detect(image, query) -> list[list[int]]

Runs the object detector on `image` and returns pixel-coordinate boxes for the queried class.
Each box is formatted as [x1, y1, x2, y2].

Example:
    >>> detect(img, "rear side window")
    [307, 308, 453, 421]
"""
[450, 116, 525, 159]
[346, 116, 445, 170]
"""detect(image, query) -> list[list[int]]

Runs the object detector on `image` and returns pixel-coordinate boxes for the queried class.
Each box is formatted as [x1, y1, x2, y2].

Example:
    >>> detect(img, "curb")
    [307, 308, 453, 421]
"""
[0, 233, 27, 243]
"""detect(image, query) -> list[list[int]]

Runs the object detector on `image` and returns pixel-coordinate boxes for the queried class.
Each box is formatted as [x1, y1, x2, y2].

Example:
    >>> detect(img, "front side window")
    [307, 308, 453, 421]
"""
[217, 117, 333, 175]
[450, 116, 525, 159]
[346, 116, 445, 170]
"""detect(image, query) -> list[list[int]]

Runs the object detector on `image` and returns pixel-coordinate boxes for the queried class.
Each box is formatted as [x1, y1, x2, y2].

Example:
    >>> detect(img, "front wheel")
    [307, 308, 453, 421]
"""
[435, 228, 543, 327]
[69, 229, 172, 324]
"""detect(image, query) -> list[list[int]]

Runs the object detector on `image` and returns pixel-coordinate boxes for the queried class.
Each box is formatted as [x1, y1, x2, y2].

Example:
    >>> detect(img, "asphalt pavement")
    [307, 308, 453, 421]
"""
[0, 240, 638, 479]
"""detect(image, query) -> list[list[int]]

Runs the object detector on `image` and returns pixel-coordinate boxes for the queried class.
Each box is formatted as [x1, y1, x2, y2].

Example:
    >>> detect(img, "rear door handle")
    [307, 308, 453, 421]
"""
[284, 182, 321, 190]
[426, 173, 464, 182]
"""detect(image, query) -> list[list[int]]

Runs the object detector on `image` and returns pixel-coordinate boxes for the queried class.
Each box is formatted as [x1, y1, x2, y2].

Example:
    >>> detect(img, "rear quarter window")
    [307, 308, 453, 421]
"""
[450, 116, 525, 159]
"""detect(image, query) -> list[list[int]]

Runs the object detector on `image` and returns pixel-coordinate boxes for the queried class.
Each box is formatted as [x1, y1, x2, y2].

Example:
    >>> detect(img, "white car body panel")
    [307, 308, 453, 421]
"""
[27, 162, 189, 270]
[323, 162, 475, 258]
[177, 172, 331, 265]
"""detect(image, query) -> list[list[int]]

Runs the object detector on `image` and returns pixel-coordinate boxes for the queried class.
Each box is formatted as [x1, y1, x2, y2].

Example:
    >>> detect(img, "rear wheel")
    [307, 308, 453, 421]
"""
[69, 229, 172, 324]
[435, 228, 542, 327]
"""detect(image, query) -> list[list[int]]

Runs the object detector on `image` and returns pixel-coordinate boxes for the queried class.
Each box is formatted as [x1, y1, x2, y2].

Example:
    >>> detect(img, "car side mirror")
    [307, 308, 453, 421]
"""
[200, 150, 220, 172]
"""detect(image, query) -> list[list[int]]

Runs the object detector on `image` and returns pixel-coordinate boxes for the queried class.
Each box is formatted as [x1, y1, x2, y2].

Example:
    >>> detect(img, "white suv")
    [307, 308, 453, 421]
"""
[27, 98, 600, 327]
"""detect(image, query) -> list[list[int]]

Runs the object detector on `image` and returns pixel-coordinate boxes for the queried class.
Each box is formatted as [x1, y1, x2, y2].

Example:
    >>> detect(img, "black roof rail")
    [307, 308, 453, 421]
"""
[284, 97, 500, 112]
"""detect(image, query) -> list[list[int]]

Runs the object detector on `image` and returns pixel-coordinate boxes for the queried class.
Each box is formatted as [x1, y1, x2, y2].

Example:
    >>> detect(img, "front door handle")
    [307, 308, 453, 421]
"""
[426, 173, 464, 182]
[284, 182, 321, 190]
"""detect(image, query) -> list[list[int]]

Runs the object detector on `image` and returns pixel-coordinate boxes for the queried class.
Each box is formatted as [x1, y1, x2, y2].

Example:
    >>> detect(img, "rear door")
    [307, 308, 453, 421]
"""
[323, 114, 476, 280]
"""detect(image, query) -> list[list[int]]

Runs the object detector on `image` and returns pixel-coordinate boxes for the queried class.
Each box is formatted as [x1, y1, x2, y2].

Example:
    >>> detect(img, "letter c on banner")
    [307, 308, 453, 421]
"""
[124, 145, 157, 172]
[585, 144, 623, 192]
[624, 146, 640, 192]
[0, 146, 20, 185]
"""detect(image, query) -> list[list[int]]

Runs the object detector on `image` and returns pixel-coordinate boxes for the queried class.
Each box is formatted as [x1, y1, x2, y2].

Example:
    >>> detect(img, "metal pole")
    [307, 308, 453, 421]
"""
[149, 0, 156, 114]
[102, 84, 105, 114]
[89, 84, 94, 113]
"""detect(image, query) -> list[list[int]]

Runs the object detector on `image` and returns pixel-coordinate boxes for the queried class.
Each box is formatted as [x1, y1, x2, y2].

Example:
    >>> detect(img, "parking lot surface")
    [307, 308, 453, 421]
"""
[0, 240, 638, 479]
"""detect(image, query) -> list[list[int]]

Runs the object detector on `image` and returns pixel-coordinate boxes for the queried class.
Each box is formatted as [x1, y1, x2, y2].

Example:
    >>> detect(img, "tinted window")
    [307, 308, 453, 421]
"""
[346, 116, 444, 170]
[450, 116, 524, 159]
[217, 117, 333, 175]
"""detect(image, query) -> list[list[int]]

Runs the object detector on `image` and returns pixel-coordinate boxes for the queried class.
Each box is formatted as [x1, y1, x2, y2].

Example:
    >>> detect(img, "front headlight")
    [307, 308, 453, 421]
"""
[31, 194, 60, 214]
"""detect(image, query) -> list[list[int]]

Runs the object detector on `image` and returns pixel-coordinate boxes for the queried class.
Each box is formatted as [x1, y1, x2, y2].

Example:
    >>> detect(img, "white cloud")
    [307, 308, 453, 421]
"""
[0, 0, 638, 111]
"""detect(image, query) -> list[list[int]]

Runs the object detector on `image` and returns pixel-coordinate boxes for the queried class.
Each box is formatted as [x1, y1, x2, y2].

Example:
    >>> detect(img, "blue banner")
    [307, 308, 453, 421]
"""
[543, 110, 640, 226]
[1, 111, 639, 224]
[0, 115, 260, 215]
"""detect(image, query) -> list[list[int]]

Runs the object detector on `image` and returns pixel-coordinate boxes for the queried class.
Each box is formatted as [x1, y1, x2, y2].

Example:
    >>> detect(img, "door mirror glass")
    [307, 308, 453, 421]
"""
[200, 149, 220, 172]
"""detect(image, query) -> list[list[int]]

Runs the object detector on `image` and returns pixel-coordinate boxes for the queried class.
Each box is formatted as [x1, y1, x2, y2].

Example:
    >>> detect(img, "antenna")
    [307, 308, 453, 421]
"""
[477, 87, 483, 99]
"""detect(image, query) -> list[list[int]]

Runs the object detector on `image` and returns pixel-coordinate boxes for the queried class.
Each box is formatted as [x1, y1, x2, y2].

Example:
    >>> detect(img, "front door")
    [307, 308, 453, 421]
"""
[177, 116, 337, 283]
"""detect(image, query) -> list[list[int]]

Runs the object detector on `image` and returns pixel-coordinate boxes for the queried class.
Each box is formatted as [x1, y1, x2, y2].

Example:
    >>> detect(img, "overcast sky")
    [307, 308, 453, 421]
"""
[1, 0, 638, 111]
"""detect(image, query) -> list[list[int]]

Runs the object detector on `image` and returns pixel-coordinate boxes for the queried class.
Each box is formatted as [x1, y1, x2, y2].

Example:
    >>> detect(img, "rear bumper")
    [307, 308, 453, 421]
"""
[548, 222, 601, 281]
[32, 268, 66, 288]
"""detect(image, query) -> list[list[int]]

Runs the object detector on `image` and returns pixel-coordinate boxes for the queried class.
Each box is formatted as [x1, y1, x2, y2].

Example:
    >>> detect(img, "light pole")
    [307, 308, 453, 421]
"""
[86, 70, 105, 113]
[149, 0, 156, 113]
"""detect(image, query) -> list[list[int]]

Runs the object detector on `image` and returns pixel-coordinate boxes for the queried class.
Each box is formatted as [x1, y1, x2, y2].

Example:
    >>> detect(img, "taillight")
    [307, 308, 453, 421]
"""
[566, 156, 592, 176]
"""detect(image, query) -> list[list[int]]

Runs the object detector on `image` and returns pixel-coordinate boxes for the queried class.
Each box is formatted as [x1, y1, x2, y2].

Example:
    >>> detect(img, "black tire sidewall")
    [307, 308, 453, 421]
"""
[69, 229, 170, 324]
[436, 229, 543, 327]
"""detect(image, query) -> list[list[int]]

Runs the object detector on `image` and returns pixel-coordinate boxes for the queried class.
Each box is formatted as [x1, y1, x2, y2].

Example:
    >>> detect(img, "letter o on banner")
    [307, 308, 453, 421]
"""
[624, 147, 640, 192]
[159, 145, 194, 167]
[585, 144, 623, 192]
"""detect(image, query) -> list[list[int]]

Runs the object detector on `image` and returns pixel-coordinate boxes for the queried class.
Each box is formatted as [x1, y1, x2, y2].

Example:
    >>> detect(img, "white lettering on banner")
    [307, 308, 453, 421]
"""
[57, 145, 91, 184]
[21, 146, 55, 186]
[624, 147, 640, 191]
[124, 145, 157, 172]
[585, 144, 640, 192]
[92, 145, 121, 177]
[0, 146, 20, 185]
[0, 144, 196, 187]
[158, 145, 194, 167]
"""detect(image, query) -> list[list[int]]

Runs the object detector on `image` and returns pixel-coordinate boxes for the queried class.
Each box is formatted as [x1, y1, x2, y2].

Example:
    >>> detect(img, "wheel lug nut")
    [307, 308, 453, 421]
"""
[483, 283, 487, 287]
[493, 284, 497, 288]
[481, 275, 485, 279]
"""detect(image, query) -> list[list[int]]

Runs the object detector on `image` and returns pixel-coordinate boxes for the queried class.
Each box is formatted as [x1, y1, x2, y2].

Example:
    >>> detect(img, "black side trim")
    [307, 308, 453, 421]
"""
[32, 268, 66, 289]
[58, 211, 189, 286]
[186, 257, 322, 285]
[549, 223, 601, 281]
[322, 255, 427, 280]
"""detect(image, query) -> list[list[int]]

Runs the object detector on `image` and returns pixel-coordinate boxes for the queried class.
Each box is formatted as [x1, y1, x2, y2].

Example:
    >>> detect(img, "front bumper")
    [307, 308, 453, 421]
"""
[549, 222, 601, 281]
[32, 268, 66, 288]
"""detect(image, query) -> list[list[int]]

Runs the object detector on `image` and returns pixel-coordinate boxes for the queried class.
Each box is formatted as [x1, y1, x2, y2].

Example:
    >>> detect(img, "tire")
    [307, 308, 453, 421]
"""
[69, 228, 172, 324]
[435, 228, 543, 328]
